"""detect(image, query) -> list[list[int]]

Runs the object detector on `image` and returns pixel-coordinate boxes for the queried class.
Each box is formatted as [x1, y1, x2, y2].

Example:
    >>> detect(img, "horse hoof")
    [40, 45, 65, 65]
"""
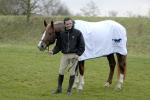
[77, 89, 83, 94]
[115, 82, 123, 91]
[73, 83, 78, 89]
[114, 87, 122, 91]
[104, 82, 110, 87]
[78, 84, 83, 90]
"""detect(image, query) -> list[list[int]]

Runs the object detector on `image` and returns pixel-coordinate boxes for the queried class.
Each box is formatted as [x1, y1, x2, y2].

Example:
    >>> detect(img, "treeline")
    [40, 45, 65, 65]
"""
[0, 0, 71, 22]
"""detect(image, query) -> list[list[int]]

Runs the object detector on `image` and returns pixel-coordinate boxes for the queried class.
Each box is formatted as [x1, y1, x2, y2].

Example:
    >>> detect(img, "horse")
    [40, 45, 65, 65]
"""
[38, 19, 127, 91]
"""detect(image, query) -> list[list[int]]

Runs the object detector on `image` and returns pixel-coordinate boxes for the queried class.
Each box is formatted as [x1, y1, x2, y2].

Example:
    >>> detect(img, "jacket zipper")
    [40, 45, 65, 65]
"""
[67, 32, 70, 52]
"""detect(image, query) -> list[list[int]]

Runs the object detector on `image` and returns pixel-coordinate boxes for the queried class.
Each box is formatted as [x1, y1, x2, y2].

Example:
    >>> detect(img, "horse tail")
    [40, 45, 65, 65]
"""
[124, 55, 127, 80]
[117, 63, 120, 79]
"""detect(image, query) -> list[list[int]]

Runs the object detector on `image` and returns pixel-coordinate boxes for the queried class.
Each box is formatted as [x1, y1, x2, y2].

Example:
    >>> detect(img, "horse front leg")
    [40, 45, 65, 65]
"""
[73, 61, 85, 90]
[73, 62, 79, 89]
[104, 54, 116, 87]
[115, 53, 127, 90]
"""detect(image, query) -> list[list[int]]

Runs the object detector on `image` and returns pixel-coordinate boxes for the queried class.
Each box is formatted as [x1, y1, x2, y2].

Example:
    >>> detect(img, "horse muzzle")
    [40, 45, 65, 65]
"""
[37, 41, 47, 51]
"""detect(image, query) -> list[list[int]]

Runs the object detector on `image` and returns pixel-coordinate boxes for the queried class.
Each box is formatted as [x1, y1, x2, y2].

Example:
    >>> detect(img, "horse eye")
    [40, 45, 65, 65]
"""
[49, 33, 51, 35]
[49, 32, 54, 35]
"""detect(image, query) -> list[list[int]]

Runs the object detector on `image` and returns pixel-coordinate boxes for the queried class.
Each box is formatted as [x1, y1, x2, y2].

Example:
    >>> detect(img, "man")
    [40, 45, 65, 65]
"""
[49, 17, 85, 96]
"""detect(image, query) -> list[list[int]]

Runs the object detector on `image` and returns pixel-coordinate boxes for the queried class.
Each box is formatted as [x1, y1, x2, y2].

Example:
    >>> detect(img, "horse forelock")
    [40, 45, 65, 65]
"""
[45, 21, 64, 36]
[45, 24, 54, 34]
[46, 24, 52, 30]
[54, 21, 63, 24]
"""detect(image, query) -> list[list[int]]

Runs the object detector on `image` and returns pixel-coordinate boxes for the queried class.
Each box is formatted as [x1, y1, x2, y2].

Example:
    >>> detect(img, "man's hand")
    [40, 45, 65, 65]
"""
[48, 50, 53, 56]
[74, 54, 79, 59]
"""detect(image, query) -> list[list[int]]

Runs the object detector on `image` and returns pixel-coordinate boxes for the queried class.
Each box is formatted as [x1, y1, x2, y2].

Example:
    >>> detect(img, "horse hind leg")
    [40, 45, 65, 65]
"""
[115, 53, 127, 90]
[104, 54, 116, 87]
[78, 61, 85, 90]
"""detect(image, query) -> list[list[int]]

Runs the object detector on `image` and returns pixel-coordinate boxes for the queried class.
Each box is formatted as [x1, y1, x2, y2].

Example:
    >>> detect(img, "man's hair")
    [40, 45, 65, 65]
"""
[63, 17, 75, 26]
[64, 17, 73, 23]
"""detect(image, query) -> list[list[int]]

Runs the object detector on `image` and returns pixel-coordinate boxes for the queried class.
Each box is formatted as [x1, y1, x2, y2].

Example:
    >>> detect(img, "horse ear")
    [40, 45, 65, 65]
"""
[44, 20, 47, 27]
[51, 20, 54, 28]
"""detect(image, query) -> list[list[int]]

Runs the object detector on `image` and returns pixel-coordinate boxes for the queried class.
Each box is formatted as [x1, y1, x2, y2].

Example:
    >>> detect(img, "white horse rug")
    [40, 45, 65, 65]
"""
[74, 20, 127, 61]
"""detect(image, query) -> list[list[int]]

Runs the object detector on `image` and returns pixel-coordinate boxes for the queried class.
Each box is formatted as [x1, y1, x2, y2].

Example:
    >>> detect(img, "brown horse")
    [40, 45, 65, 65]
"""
[38, 20, 127, 90]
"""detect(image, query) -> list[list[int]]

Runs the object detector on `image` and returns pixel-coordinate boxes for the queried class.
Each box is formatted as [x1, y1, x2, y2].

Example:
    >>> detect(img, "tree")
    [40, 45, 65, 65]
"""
[0, 0, 39, 22]
[20, 0, 40, 22]
[0, 0, 25, 15]
[39, 0, 71, 16]
[39, 0, 59, 16]
[108, 10, 118, 17]
[147, 9, 150, 17]
[126, 11, 134, 17]
[51, 4, 71, 16]
[80, 1, 100, 16]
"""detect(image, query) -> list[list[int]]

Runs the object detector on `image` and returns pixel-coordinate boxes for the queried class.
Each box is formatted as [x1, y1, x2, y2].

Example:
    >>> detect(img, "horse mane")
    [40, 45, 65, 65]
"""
[54, 21, 64, 32]
[54, 21, 63, 24]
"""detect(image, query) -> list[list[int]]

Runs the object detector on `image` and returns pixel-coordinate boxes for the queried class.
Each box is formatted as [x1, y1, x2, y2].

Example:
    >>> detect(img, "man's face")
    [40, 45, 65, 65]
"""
[64, 20, 73, 30]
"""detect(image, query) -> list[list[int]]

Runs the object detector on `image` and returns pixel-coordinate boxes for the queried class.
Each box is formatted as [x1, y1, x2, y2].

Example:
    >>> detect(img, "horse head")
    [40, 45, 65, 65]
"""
[38, 20, 64, 51]
[38, 20, 57, 51]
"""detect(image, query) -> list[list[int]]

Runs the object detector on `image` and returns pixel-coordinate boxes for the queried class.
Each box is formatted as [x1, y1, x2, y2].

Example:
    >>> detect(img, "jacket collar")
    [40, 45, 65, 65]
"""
[65, 27, 74, 33]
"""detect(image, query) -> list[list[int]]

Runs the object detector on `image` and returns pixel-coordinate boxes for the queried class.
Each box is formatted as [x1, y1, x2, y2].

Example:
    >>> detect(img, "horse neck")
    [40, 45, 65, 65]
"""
[54, 22, 64, 34]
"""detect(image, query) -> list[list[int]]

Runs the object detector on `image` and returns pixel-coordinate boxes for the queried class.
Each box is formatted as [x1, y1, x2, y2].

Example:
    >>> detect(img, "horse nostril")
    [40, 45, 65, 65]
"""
[38, 41, 46, 51]
[41, 45, 44, 48]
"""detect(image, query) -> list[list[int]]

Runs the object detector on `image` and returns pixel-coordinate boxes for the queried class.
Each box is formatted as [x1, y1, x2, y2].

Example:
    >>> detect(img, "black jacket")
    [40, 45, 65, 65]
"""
[52, 28, 85, 56]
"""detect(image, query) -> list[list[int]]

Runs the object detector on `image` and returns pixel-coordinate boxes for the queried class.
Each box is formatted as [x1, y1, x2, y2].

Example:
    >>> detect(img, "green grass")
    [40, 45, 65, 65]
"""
[0, 43, 150, 100]
[0, 16, 150, 99]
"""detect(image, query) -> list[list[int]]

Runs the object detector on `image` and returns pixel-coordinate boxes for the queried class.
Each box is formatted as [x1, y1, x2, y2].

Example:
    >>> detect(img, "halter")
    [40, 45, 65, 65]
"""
[39, 39, 50, 51]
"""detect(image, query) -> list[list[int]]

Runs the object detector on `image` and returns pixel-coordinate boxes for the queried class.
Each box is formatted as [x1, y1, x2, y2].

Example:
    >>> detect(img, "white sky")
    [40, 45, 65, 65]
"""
[61, 0, 150, 16]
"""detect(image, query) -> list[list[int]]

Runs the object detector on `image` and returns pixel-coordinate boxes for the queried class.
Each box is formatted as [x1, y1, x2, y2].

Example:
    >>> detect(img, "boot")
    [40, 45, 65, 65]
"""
[53, 74, 64, 94]
[67, 75, 75, 96]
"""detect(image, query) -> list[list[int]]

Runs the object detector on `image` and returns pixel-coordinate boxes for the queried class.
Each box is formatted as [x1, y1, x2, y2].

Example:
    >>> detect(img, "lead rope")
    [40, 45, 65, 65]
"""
[46, 45, 50, 52]
[47, 46, 49, 51]
[68, 58, 78, 72]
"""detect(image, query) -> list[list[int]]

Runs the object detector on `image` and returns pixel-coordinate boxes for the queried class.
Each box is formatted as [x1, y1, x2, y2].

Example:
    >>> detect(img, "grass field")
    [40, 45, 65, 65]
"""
[0, 43, 150, 100]
[0, 16, 150, 100]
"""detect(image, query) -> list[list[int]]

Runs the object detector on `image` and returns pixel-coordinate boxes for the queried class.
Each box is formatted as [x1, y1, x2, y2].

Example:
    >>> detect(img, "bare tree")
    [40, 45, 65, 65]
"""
[147, 9, 150, 17]
[126, 11, 134, 17]
[108, 10, 118, 17]
[80, 1, 100, 16]
[38, 0, 70, 16]
[21, 0, 39, 22]
[0, 0, 39, 22]
[0, 0, 26, 15]
[52, 4, 71, 16]
[39, 0, 58, 16]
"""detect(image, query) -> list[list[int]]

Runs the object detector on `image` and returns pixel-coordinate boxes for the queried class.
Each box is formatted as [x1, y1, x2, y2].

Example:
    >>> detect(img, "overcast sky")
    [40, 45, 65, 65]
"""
[61, 0, 150, 16]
